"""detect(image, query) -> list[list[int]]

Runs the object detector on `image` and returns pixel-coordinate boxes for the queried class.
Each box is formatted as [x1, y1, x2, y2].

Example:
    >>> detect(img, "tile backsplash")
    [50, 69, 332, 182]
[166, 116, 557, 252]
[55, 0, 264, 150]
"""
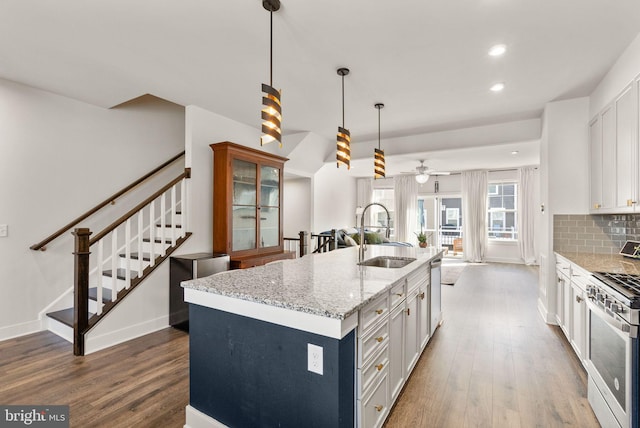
[553, 214, 640, 254]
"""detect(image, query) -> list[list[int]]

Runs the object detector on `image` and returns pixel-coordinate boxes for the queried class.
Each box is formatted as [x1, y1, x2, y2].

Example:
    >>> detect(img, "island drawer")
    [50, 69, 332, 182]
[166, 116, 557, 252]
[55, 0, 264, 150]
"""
[360, 346, 389, 397]
[390, 280, 406, 309]
[359, 317, 389, 366]
[360, 293, 390, 333]
[360, 369, 389, 428]
[407, 266, 429, 293]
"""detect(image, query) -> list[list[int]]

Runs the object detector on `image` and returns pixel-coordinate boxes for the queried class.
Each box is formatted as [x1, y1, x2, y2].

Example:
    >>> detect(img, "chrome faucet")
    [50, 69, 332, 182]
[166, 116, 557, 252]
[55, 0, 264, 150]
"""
[358, 202, 391, 262]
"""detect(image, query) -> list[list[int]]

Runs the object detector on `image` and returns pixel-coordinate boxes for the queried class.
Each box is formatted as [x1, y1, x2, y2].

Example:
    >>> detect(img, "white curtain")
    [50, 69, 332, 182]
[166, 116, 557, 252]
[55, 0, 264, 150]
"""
[518, 167, 537, 265]
[462, 170, 488, 263]
[394, 175, 418, 243]
[356, 178, 373, 228]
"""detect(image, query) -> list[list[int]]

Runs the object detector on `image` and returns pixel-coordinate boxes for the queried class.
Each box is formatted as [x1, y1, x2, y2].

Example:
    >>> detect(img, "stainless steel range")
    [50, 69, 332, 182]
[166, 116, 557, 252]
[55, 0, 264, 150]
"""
[587, 272, 639, 428]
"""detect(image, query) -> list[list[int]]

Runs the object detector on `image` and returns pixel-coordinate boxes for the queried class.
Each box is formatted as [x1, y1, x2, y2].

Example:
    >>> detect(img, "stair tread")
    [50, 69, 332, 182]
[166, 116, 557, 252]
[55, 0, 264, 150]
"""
[88, 287, 112, 302]
[102, 268, 138, 280]
[46, 308, 95, 327]
[118, 252, 152, 261]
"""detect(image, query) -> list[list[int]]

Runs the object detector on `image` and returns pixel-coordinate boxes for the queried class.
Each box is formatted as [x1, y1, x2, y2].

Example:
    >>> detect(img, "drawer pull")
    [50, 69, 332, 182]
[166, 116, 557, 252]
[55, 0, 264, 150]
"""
[375, 309, 384, 315]
[374, 405, 383, 412]
[395, 293, 404, 297]
[406, 308, 411, 316]
[419, 292, 425, 300]
[376, 363, 384, 371]
[576, 295, 583, 303]
[375, 336, 384, 343]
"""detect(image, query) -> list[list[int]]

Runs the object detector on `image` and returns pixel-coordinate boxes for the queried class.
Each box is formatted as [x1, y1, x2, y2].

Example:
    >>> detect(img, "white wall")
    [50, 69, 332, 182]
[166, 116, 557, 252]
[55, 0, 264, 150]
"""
[537, 97, 590, 322]
[283, 178, 312, 238]
[0, 78, 185, 339]
[312, 164, 357, 233]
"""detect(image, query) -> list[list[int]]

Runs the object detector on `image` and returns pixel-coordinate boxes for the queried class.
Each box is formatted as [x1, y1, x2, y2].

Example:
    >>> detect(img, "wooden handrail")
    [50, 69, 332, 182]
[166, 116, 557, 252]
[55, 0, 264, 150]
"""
[89, 171, 188, 246]
[30, 151, 185, 251]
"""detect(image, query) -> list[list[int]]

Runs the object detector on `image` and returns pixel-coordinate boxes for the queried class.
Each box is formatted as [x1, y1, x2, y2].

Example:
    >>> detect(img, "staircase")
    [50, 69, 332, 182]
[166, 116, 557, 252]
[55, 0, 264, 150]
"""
[32, 153, 191, 355]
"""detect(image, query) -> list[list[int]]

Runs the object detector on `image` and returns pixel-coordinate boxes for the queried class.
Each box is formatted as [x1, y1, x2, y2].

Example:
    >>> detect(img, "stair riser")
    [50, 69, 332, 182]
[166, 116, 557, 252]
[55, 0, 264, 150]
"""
[47, 317, 73, 343]
[94, 276, 129, 292]
[154, 227, 183, 240]
[141, 241, 171, 254]
[118, 256, 149, 271]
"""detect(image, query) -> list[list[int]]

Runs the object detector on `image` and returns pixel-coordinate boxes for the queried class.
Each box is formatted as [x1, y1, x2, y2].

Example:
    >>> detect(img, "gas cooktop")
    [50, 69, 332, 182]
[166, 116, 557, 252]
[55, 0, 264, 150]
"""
[593, 271, 640, 301]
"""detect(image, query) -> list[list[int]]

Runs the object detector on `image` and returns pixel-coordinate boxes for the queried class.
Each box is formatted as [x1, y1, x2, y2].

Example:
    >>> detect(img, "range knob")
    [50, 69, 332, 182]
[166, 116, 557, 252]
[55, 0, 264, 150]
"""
[605, 298, 612, 309]
[610, 303, 622, 313]
[596, 292, 605, 302]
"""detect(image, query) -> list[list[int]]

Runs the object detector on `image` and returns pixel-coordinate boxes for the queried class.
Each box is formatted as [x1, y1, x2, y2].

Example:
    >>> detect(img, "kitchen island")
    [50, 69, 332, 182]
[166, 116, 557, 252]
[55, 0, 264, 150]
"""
[182, 245, 444, 428]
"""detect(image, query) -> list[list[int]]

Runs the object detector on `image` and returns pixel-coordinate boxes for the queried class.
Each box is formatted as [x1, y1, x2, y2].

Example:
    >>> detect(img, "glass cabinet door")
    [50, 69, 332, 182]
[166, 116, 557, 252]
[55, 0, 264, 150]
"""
[232, 159, 257, 251]
[260, 165, 280, 248]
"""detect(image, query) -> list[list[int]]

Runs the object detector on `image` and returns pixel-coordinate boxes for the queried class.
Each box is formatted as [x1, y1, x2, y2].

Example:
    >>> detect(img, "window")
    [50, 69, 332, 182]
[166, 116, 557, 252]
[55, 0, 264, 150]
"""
[487, 182, 517, 240]
[371, 188, 394, 238]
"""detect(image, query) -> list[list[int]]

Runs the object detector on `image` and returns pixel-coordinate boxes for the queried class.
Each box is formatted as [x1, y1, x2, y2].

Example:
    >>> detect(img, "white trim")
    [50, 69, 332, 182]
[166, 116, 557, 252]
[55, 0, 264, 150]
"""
[0, 319, 44, 341]
[483, 257, 524, 264]
[537, 297, 556, 324]
[184, 405, 228, 428]
[84, 315, 169, 354]
[184, 288, 358, 339]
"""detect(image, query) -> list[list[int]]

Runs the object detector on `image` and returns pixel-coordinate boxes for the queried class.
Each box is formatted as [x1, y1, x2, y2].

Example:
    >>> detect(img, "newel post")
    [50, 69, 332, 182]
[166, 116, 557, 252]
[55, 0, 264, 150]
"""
[73, 228, 92, 356]
[298, 231, 308, 257]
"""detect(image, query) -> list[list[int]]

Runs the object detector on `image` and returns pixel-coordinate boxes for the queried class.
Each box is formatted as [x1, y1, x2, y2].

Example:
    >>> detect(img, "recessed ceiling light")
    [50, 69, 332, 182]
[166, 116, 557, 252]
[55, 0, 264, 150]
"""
[490, 82, 505, 92]
[488, 44, 507, 57]
[511, 150, 519, 155]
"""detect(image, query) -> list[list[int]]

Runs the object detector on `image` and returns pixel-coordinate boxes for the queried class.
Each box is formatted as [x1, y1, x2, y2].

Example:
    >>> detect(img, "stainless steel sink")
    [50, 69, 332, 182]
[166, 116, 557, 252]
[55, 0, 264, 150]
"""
[358, 256, 416, 269]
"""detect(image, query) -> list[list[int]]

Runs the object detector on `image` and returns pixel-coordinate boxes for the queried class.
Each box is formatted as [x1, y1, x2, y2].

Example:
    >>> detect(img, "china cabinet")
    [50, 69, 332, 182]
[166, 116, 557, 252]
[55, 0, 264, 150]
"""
[210, 142, 294, 269]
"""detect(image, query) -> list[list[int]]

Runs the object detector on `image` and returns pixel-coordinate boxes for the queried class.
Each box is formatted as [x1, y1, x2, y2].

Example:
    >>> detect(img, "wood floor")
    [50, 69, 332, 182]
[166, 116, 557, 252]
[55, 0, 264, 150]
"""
[0, 263, 599, 427]
[385, 262, 599, 428]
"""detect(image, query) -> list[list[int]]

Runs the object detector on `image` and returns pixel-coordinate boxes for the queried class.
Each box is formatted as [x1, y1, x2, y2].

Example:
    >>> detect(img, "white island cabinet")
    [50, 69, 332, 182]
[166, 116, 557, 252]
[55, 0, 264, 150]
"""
[182, 245, 443, 428]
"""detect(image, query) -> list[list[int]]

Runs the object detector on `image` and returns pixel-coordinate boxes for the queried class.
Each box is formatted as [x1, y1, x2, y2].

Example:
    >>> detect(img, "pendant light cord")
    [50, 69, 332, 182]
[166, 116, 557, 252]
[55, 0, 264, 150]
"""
[378, 107, 381, 150]
[341, 75, 345, 128]
[270, 10, 273, 87]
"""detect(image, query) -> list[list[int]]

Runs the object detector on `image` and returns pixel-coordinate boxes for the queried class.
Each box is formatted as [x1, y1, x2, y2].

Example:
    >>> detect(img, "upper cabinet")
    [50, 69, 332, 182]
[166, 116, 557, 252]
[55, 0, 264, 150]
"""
[589, 82, 639, 213]
[211, 142, 295, 269]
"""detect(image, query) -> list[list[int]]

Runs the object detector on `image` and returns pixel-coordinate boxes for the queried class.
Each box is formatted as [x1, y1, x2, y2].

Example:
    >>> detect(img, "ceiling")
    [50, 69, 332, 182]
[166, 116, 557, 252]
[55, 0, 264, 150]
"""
[2, 1, 640, 176]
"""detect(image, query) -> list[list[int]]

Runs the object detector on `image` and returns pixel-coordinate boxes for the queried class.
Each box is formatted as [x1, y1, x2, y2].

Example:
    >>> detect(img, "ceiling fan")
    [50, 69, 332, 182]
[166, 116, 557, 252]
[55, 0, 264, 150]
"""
[405, 160, 450, 184]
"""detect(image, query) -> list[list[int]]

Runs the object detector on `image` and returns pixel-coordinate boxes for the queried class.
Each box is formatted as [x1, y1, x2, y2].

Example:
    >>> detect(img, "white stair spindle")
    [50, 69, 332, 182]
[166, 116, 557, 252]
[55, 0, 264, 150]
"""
[149, 200, 156, 267]
[160, 194, 166, 256]
[97, 239, 104, 314]
[181, 177, 188, 233]
[111, 228, 118, 301]
[138, 210, 144, 277]
[125, 218, 131, 289]
[171, 185, 177, 245]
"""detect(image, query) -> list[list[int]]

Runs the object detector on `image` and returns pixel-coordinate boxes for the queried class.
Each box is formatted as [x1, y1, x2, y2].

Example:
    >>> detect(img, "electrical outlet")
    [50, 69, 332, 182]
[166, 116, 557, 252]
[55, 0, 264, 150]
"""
[307, 343, 323, 375]
[0, 224, 7, 237]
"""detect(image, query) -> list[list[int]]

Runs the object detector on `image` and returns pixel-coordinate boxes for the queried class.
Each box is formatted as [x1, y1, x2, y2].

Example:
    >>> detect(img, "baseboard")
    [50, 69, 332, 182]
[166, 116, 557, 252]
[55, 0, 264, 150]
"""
[537, 298, 556, 324]
[0, 319, 44, 342]
[84, 315, 169, 355]
[184, 405, 228, 428]
[483, 257, 525, 264]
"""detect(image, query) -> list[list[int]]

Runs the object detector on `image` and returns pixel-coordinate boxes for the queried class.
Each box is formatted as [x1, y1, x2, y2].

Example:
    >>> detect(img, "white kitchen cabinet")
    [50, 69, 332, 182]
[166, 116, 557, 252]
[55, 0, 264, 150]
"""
[601, 105, 617, 211]
[562, 269, 572, 339]
[404, 289, 420, 375]
[361, 370, 389, 428]
[555, 256, 571, 329]
[570, 281, 586, 363]
[418, 284, 430, 350]
[615, 85, 637, 210]
[589, 117, 603, 211]
[589, 80, 639, 213]
[388, 303, 405, 402]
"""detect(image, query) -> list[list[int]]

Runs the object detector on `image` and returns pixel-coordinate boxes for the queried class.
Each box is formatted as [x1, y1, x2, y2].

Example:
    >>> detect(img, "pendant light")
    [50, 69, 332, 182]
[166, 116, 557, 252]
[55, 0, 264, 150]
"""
[374, 103, 386, 179]
[336, 67, 351, 169]
[260, 0, 282, 147]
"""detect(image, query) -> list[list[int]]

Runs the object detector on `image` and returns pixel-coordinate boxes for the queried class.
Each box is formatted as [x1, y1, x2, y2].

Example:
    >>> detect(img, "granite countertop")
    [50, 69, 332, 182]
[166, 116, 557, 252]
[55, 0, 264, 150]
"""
[182, 245, 443, 320]
[556, 251, 640, 275]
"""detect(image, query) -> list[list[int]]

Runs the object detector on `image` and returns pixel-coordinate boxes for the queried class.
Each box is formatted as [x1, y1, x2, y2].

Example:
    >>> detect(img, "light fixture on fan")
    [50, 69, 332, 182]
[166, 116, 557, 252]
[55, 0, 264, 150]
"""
[374, 103, 385, 179]
[415, 160, 430, 184]
[336, 67, 351, 169]
[260, 0, 282, 147]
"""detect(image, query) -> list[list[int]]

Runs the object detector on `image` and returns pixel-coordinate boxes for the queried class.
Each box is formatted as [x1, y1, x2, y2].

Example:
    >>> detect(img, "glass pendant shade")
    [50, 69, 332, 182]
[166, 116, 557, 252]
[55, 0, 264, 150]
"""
[336, 126, 351, 169]
[374, 148, 386, 179]
[415, 173, 429, 184]
[261, 83, 282, 147]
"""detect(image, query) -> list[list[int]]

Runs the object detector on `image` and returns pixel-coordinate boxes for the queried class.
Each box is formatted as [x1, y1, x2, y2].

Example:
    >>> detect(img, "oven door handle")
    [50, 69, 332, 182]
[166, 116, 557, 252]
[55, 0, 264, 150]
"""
[586, 298, 638, 339]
